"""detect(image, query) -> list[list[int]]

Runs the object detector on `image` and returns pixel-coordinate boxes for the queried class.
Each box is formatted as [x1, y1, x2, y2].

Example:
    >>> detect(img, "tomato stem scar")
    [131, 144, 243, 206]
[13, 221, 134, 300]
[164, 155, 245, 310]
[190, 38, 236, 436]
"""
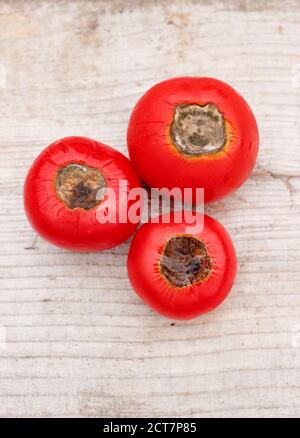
[55, 163, 106, 210]
[171, 103, 226, 155]
[160, 235, 212, 287]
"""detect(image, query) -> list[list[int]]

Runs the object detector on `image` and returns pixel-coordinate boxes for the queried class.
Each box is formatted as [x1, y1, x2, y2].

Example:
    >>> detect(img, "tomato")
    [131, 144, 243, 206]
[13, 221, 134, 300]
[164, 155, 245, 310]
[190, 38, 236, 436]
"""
[127, 77, 259, 204]
[24, 136, 141, 251]
[127, 213, 237, 320]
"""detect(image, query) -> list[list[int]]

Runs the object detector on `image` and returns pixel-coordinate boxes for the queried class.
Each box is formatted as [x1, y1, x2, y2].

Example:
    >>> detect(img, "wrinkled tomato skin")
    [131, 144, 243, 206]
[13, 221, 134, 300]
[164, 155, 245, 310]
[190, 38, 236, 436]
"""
[127, 77, 259, 204]
[24, 137, 141, 252]
[127, 213, 237, 320]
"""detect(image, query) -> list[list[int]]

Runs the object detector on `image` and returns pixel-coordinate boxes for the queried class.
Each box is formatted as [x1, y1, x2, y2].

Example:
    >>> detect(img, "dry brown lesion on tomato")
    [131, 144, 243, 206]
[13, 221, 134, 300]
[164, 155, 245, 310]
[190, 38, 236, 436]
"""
[171, 103, 227, 155]
[55, 163, 106, 210]
[160, 235, 212, 288]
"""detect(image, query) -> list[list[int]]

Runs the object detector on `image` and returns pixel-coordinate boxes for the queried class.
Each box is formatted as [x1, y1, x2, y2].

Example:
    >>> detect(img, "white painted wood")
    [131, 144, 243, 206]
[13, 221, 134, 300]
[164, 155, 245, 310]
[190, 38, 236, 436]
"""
[0, 0, 300, 418]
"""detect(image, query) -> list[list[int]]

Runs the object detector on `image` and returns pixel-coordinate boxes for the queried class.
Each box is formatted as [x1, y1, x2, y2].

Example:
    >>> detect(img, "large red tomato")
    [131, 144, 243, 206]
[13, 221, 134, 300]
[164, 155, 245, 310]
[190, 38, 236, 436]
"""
[127, 213, 237, 320]
[127, 77, 259, 203]
[24, 136, 141, 251]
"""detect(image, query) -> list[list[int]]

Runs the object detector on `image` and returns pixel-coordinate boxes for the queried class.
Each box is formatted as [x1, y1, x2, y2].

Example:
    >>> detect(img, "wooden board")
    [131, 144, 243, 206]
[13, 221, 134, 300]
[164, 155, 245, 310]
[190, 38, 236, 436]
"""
[0, 0, 299, 418]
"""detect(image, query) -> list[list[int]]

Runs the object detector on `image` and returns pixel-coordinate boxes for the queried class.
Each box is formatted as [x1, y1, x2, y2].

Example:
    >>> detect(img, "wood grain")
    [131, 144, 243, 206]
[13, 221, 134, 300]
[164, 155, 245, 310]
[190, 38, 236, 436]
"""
[0, 0, 300, 418]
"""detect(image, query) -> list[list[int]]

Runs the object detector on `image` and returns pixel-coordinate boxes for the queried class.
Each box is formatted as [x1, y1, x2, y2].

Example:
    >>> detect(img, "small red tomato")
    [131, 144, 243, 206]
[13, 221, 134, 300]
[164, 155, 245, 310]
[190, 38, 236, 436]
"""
[127, 77, 259, 203]
[127, 213, 237, 320]
[24, 136, 141, 251]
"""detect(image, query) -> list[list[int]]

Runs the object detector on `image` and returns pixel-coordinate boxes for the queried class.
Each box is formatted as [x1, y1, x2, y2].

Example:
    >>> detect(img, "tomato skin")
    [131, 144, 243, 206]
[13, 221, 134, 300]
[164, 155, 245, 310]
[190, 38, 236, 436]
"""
[127, 77, 259, 204]
[127, 213, 237, 320]
[24, 137, 141, 251]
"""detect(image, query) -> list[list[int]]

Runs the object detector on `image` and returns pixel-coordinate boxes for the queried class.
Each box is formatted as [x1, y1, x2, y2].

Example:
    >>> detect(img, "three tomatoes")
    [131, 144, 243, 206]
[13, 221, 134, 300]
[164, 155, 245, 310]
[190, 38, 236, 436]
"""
[24, 77, 259, 320]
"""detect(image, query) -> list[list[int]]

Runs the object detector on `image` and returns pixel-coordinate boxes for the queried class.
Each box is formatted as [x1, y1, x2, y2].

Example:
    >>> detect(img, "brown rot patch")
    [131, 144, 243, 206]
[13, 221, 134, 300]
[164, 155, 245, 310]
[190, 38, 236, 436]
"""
[171, 103, 226, 155]
[56, 163, 106, 210]
[160, 235, 212, 288]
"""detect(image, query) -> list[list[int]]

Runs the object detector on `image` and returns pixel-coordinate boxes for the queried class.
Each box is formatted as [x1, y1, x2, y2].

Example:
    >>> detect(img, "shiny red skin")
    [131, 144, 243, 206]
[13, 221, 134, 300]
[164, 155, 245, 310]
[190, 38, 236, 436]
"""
[24, 137, 141, 251]
[127, 213, 237, 320]
[127, 77, 259, 204]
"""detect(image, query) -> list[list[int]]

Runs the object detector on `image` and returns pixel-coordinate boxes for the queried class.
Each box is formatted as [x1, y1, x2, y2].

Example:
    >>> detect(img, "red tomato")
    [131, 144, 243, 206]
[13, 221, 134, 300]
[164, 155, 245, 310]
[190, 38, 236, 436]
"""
[24, 136, 141, 251]
[127, 77, 259, 203]
[127, 213, 237, 320]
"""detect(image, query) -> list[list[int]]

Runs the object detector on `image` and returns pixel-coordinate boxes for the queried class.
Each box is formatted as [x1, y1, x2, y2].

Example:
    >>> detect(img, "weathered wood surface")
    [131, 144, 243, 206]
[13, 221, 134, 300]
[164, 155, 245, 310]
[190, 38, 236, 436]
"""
[0, 0, 300, 418]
